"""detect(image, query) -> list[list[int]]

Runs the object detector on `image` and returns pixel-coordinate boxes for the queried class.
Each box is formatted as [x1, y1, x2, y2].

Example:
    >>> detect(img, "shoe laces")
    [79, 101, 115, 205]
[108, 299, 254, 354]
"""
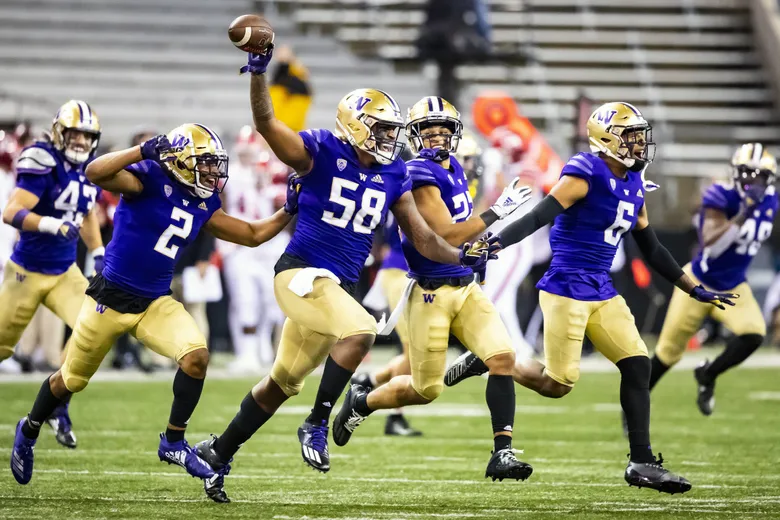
[344, 410, 366, 433]
[495, 448, 524, 464]
[309, 422, 329, 453]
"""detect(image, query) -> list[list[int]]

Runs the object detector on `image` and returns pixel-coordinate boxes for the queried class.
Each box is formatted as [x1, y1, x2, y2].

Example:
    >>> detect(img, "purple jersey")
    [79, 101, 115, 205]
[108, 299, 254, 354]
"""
[692, 183, 777, 291]
[381, 214, 408, 271]
[538, 152, 645, 301]
[102, 160, 221, 299]
[402, 156, 474, 279]
[11, 142, 100, 275]
[285, 129, 410, 283]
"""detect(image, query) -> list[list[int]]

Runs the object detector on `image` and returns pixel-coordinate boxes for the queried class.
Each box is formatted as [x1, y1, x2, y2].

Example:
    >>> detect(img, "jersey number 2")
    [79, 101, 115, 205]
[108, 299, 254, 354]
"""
[604, 201, 635, 246]
[322, 178, 386, 234]
[154, 207, 194, 259]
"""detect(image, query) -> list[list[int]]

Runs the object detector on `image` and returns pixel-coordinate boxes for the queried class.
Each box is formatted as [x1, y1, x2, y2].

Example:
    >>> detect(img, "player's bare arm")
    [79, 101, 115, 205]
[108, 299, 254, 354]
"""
[498, 175, 589, 248]
[248, 68, 313, 174]
[205, 207, 292, 247]
[412, 185, 492, 246]
[84, 146, 144, 196]
[391, 191, 462, 265]
[3, 188, 45, 232]
[700, 207, 749, 252]
[79, 209, 103, 251]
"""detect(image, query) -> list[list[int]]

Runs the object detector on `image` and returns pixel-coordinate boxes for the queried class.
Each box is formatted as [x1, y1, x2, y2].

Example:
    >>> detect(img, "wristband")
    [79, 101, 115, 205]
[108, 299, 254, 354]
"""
[38, 216, 65, 235]
[10, 209, 30, 230]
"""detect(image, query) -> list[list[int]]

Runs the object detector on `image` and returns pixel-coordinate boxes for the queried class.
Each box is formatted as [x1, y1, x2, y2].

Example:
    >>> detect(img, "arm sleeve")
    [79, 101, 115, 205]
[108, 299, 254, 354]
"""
[631, 225, 685, 284]
[497, 195, 565, 248]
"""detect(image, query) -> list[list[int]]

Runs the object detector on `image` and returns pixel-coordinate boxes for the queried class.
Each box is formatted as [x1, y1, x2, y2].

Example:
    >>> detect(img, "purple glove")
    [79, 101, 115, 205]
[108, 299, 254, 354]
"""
[240, 46, 274, 75]
[140, 134, 173, 163]
[690, 285, 738, 311]
[418, 148, 450, 163]
[459, 232, 501, 271]
[94, 254, 105, 275]
[284, 173, 302, 215]
[59, 221, 80, 240]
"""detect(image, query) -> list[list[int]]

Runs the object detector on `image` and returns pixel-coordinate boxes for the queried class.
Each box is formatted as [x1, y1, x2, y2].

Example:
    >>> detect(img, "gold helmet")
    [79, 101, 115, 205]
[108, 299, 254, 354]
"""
[51, 100, 101, 164]
[335, 88, 405, 165]
[165, 123, 229, 199]
[587, 102, 655, 172]
[406, 96, 463, 155]
[731, 142, 777, 199]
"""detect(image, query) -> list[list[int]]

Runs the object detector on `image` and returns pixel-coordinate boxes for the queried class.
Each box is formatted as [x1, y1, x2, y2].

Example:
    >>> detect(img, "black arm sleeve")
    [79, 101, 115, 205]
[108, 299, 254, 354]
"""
[631, 225, 684, 284]
[497, 195, 565, 248]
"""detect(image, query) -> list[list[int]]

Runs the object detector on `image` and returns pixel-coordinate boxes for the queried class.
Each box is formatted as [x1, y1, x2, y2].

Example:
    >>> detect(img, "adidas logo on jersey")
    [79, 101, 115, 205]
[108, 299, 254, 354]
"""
[359, 173, 367, 182]
[337, 158, 347, 171]
[637, 189, 644, 198]
[183, 200, 190, 207]
[371, 174, 383, 184]
[624, 189, 629, 196]
[199, 202, 208, 211]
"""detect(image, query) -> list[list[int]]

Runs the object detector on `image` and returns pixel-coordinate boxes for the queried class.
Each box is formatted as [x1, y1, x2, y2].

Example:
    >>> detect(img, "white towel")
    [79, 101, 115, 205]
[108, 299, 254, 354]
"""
[376, 278, 416, 335]
[287, 268, 342, 297]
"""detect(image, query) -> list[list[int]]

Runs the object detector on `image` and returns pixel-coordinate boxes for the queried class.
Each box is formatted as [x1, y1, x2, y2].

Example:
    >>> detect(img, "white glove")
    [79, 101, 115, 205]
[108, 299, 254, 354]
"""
[490, 178, 533, 220]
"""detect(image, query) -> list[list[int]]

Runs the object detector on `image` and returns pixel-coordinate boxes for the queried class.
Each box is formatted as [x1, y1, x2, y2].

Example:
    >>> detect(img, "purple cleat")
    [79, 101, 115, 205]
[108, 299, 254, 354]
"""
[11, 418, 36, 485]
[157, 433, 215, 479]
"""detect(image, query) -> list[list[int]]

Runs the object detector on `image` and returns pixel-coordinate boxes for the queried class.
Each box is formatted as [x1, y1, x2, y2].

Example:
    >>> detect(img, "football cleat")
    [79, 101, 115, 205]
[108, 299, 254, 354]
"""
[333, 384, 370, 447]
[444, 352, 488, 387]
[10, 418, 36, 485]
[694, 360, 715, 416]
[47, 403, 77, 449]
[194, 435, 232, 504]
[350, 372, 375, 392]
[625, 453, 692, 494]
[157, 433, 215, 479]
[298, 420, 330, 473]
[385, 413, 422, 437]
[485, 448, 533, 482]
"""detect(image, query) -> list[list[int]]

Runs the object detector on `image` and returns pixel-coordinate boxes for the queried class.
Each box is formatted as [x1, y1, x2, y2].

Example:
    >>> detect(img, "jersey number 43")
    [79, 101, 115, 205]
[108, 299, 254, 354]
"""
[54, 180, 98, 226]
[321, 178, 386, 234]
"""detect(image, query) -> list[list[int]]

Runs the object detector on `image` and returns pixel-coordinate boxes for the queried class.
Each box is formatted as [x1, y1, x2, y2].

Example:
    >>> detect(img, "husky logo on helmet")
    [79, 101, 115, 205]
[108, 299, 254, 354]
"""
[731, 142, 777, 200]
[587, 102, 655, 173]
[406, 96, 463, 155]
[51, 100, 101, 165]
[335, 88, 405, 165]
[164, 123, 229, 199]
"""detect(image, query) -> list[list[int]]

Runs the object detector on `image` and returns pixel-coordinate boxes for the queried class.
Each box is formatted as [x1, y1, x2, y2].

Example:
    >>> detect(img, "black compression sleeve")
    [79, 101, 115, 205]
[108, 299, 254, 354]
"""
[497, 195, 565, 248]
[631, 225, 684, 284]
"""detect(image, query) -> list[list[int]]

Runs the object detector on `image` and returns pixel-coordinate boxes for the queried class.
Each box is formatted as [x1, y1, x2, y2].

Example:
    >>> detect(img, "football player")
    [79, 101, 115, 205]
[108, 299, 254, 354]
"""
[443, 102, 738, 494]
[650, 143, 777, 415]
[10, 123, 300, 486]
[0, 100, 105, 449]
[193, 51, 494, 502]
[331, 96, 535, 482]
[351, 213, 421, 437]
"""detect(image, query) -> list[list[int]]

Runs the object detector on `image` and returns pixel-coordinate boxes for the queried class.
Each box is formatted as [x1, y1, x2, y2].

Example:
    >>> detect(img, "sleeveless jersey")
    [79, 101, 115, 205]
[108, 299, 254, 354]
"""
[102, 160, 221, 299]
[538, 152, 645, 301]
[692, 183, 777, 291]
[12, 141, 100, 274]
[285, 129, 410, 283]
[402, 156, 474, 279]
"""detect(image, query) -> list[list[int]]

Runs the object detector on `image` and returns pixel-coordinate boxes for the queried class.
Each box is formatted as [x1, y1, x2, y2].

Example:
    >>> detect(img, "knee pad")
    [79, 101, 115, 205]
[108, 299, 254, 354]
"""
[62, 370, 90, 393]
[412, 381, 443, 402]
[616, 355, 651, 388]
[0, 345, 14, 362]
[269, 369, 304, 398]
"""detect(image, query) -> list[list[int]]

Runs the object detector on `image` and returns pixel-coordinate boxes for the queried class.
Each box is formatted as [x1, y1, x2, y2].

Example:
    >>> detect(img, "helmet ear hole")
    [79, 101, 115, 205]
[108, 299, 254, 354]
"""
[177, 160, 186, 170]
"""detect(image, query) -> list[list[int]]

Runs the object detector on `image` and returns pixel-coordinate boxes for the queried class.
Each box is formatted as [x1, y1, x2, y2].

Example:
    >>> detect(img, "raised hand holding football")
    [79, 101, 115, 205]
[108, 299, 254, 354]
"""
[228, 14, 274, 54]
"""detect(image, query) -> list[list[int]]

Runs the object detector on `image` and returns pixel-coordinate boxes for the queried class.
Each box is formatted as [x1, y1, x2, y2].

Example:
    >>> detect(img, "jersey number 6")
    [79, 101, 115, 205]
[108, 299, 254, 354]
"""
[604, 201, 635, 246]
[322, 177, 386, 234]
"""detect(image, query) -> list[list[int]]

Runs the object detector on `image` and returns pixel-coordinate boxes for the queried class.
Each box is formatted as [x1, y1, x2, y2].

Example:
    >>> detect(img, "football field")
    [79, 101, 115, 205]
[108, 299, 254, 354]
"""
[1, 356, 779, 519]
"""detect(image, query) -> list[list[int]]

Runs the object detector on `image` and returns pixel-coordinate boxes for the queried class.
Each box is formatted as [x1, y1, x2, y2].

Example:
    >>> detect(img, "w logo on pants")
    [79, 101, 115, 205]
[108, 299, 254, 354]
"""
[423, 293, 436, 303]
[15, 273, 26, 282]
[95, 304, 107, 314]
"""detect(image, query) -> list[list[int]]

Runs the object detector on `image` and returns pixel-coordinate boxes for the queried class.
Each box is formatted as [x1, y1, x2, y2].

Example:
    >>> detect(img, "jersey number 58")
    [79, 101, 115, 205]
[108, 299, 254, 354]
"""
[322, 178, 386, 234]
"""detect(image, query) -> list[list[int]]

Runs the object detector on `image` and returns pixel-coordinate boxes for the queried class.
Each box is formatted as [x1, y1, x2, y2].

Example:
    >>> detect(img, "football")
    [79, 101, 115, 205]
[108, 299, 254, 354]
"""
[228, 14, 274, 54]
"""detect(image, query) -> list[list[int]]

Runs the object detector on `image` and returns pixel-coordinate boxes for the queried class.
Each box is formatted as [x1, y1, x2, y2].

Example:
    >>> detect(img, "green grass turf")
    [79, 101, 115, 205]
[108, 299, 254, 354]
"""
[1, 368, 779, 519]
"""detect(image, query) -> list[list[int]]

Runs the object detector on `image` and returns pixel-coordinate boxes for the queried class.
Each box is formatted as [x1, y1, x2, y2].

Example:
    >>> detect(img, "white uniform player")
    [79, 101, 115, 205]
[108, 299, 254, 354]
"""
[221, 127, 290, 371]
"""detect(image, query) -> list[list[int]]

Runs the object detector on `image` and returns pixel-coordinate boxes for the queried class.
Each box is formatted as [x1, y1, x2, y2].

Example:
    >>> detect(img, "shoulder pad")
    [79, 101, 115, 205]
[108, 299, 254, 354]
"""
[562, 153, 596, 176]
[701, 184, 733, 211]
[16, 146, 57, 174]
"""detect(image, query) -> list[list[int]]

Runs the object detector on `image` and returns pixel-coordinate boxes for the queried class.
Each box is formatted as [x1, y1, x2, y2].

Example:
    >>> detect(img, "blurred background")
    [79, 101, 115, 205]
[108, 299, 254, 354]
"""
[2, 0, 780, 373]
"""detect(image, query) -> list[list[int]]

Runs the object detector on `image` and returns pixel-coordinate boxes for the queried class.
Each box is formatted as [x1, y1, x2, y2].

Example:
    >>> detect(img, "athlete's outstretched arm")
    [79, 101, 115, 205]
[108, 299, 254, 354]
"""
[205, 208, 292, 247]
[2, 188, 77, 238]
[498, 175, 588, 248]
[391, 191, 462, 265]
[699, 207, 749, 257]
[84, 146, 144, 196]
[633, 205, 736, 309]
[248, 71, 313, 174]
[411, 186, 493, 246]
[79, 209, 103, 251]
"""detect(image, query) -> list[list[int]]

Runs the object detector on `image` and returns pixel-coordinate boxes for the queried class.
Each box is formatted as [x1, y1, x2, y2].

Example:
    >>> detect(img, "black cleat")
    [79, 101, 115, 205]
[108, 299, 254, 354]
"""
[298, 420, 330, 473]
[194, 435, 232, 503]
[485, 448, 533, 482]
[333, 384, 370, 447]
[350, 372, 375, 392]
[625, 453, 692, 495]
[385, 413, 422, 437]
[445, 352, 488, 387]
[47, 403, 76, 449]
[694, 360, 715, 416]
